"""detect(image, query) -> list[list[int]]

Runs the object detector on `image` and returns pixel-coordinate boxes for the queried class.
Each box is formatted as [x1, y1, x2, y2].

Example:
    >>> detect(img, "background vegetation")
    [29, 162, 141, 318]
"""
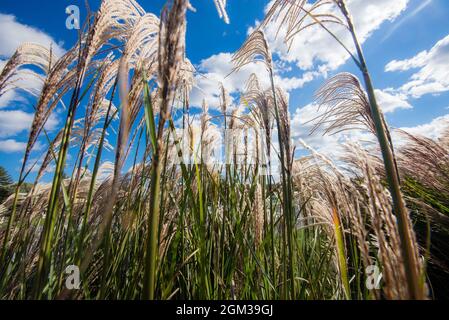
[0, 0, 448, 300]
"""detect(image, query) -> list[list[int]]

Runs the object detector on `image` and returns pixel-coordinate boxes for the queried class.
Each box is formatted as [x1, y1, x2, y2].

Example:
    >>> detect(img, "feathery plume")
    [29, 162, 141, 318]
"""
[232, 30, 272, 73]
[310, 72, 375, 135]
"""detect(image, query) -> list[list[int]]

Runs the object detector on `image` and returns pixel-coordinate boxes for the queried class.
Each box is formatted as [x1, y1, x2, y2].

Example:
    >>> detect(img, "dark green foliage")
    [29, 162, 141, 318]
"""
[0, 166, 13, 203]
[404, 178, 449, 299]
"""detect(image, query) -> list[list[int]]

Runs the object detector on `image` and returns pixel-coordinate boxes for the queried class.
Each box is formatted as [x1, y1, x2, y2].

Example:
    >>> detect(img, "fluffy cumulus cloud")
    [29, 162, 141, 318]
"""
[0, 139, 27, 153]
[0, 13, 65, 58]
[0, 139, 45, 154]
[258, 0, 409, 74]
[0, 110, 34, 138]
[291, 102, 448, 159]
[191, 0, 411, 112]
[0, 110, 58, 138]
[0, 69, 44, 108]
[190, 52, 317, 109]
[385, 34, 449, 98]
[398, 114, 449, 141]
[374, 89, 412, 113]
[0, 109, 58, 156]
[290, 103, 375, 159]
[0, 14, 64, 109]
[0, 14, 63, 154]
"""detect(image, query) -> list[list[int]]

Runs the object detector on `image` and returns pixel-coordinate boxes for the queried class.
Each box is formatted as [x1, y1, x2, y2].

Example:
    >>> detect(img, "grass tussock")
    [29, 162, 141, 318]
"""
[0, 0, 447, 300]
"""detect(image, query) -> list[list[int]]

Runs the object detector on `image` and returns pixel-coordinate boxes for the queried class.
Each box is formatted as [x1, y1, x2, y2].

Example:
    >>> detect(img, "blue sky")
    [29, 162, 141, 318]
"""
[0, 0, 449, 181]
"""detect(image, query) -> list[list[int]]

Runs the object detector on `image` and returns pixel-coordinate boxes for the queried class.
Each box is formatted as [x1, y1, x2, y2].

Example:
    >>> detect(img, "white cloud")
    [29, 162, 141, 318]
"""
[0, 15, 61, 153]
[0, 110, 59, 138]
[0, 89, 27, 108]
[0, 14, 64, 109]
[192, 0, 411, 111]
[290, 103, 375, 159]
[385, 34, 449, 98]
[0, 139, 27, 153]
[292, 100, 448, 160]
[398, 114, 449, 141]
[0, 110, 34, 137]
[374, 89, 412, 113]
[290, 103, 448, 161]
[0, 70, 44, 108]
[0, 13, 64, 58]
[258, 0, 409, 74]
[385, 50, 429, 72]
[191, 52, 316, 109]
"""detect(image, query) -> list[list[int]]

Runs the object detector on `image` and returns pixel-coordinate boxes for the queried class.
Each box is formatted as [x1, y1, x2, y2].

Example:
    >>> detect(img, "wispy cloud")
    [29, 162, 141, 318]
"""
[381, 0, 433, 42]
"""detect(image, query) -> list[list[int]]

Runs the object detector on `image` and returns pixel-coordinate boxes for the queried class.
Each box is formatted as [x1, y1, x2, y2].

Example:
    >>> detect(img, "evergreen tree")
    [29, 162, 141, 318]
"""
[0, 166, 13, 203]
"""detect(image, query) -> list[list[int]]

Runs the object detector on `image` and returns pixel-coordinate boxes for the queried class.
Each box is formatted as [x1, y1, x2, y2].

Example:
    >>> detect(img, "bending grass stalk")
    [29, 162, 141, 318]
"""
[34, 97, 77, 298]
[143, 145, 162, 299]
[57, 73, 127, 300]
[33, 60, 97, 298]
[193, 145, 211, 299]
[143, 0, 188, 299]
[77, 78, 118, 265]
[268, 68, 295, 299]
[33, 71, 89, 298]
[142, 80, 160, 300]
[335, 0, 424, 300]
[332, 207, 350, 299]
